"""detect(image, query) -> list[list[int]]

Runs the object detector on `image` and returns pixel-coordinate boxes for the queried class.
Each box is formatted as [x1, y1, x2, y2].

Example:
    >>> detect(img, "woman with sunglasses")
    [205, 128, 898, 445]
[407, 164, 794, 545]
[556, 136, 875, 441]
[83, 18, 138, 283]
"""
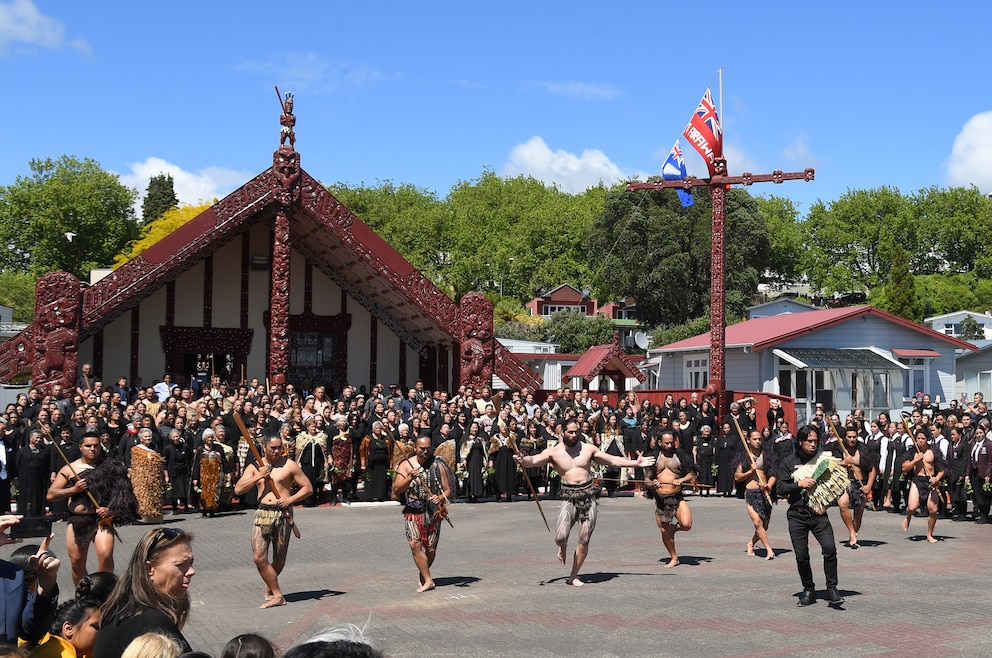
[94, 527, 195, 658]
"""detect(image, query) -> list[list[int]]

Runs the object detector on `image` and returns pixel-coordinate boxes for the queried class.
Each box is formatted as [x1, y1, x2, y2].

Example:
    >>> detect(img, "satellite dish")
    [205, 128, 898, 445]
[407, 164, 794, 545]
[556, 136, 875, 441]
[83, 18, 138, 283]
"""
[634, 332, 649, 350]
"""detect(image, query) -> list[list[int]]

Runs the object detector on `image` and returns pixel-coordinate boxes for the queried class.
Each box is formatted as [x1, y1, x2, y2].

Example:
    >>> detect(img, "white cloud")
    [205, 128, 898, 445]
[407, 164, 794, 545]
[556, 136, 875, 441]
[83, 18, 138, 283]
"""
[118, 157, 252, 215]
[526, 81, 623, 101]
[946, 111, 992, 193]
[722, 143, 762, 177]
[0, 0, 90, 57]
[780, 132, 817, 169]
[501, 136, 644, 193]
[235, 52, 386, 96]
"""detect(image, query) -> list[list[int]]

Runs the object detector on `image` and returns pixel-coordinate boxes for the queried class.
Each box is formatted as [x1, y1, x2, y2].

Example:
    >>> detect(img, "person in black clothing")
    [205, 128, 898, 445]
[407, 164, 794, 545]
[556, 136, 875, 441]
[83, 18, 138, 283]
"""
[163, 428, 192, 514]
[776, 424, 844, 607]
[624, 420, 650, 495]
[714, 422, 738, 497]
[16, 429, 50, 517]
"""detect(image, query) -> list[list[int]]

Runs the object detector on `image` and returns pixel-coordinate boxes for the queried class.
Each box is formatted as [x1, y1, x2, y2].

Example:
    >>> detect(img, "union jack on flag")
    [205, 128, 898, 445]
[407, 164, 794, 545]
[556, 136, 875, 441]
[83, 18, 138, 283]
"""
[682, 87, 723, 176]
[661, 140, 693, 208]
[692, 88, 722, 143]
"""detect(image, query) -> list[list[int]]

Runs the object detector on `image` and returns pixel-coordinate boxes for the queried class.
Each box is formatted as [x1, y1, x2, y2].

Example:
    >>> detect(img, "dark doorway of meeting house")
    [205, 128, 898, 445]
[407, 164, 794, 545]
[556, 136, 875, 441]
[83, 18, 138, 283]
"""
[182, 353, 234, 390]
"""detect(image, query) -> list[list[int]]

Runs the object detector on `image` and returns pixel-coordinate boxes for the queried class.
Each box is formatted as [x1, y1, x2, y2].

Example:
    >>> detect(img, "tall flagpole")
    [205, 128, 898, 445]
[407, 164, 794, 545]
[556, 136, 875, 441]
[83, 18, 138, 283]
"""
[718, 68, 723, 146]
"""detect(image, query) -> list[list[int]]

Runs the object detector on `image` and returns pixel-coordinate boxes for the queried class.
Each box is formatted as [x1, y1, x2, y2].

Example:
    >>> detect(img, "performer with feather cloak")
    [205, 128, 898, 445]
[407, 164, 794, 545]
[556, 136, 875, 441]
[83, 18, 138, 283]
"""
[46, 431, 138, 584]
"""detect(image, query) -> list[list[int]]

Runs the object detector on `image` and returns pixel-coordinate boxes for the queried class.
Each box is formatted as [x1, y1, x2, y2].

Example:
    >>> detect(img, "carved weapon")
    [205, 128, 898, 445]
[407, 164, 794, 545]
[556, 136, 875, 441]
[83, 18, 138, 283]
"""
[45, 430, 122, 542]
[899, 412, 937, 487]
[826, 417, 875, 510]
[509, 435, 551, 532]
[730, 415, 773, 507]
[413, 463, 453, 529]
[232, 413, 301, 539]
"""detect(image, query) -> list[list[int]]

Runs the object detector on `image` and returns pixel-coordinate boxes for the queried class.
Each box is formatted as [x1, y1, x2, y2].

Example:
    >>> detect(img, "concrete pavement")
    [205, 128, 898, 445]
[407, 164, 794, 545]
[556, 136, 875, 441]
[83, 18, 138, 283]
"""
[13, 492, 991, 657]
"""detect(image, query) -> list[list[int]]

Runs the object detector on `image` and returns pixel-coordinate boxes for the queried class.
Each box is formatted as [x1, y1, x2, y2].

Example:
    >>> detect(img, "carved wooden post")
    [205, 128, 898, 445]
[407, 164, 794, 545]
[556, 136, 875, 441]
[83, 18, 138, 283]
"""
[32, 272, 81, 395]
[627, 160, 813, 416]
[269, 208, 291, 382]
[458, 292, 494, 391]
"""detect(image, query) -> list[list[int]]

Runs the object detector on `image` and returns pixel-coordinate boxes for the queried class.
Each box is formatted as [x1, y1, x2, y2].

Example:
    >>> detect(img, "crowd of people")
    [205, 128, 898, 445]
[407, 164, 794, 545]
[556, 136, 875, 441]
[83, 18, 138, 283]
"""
[2, 373, 990, 529]
[1, 366, 990, 650]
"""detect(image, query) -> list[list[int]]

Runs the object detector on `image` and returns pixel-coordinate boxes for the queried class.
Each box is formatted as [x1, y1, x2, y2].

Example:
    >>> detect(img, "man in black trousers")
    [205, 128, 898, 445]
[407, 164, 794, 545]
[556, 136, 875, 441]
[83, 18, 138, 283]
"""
[777, 424, 844, 607]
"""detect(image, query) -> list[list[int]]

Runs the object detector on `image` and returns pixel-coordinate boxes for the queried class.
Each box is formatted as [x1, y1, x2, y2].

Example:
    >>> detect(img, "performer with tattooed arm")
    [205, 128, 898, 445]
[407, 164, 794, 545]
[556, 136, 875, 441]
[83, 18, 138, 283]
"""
[514, 419, 655, 587]
[234, 432, 312, 608]
[393, 436, 454, 592]
[645, 430, 697, 568]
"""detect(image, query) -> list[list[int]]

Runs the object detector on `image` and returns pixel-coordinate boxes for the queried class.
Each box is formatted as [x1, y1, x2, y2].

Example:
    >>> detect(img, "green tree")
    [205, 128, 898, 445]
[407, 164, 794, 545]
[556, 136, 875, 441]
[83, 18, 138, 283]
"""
[540, 310, 616, 354]
[331, 172, 602, 304]
[650, 313, 711, 348]
[114, 203, 212, 267]
[801, 186, 913, 294]
[0, 271, 37, 322]
[0, 156, 139, 279]
[586, 184, 769, 328]
[881, 244, 921, 321]
[911, 185, 992, 275]
[141, 173, 179, 224]
[959, 315, 985, 340]
[757, 195, 804, 286]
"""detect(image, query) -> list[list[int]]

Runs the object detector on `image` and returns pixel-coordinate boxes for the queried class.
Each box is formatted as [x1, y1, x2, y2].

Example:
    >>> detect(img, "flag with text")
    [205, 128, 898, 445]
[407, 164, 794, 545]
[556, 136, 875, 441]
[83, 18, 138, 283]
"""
[682, 88, 722, 176]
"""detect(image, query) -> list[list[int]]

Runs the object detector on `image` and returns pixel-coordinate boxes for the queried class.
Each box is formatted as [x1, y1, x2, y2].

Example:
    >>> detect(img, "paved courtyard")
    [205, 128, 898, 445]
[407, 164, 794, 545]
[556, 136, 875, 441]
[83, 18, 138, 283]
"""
[17, 493, 992, 657]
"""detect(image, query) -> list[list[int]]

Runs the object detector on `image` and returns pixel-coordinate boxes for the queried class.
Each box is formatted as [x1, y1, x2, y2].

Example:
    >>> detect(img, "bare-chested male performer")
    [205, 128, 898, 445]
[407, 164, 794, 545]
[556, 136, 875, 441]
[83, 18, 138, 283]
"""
[515, 419, 655, 586]
[393, 436, 455, 592]
[47, 431, 136, 584]
[644, 430, 697, 568]
[901, 428, 946, 543]
[235, 432, 312, 608]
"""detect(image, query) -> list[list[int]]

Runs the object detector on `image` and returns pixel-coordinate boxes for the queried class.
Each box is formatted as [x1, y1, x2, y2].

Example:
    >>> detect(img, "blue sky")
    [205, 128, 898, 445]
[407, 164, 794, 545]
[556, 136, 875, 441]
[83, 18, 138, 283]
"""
[3, 0, 992, 219]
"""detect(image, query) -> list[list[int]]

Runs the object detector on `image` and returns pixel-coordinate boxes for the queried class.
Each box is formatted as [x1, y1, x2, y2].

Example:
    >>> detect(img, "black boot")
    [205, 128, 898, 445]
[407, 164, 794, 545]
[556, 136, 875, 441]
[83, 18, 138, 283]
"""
[797, 589, 816, 606]
[825, 587, 845, 604]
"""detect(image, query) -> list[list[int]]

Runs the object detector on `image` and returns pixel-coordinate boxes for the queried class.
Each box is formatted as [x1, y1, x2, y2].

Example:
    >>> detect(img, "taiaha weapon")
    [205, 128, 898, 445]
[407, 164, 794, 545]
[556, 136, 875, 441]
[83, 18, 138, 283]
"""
[45, 430, 122, 542]
[899, 412, 938, 488]
[826, 417, 876, 510]
[730, 413, 773, 507]
[232, 413, 302, 538]
[509, 435, 551, 532]
[412, 463, 453, 529]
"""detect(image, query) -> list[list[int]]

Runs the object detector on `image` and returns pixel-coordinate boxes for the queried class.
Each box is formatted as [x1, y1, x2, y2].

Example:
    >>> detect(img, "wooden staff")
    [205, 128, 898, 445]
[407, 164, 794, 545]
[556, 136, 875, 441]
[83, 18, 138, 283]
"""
[46, 431, 122, 543]
[730, 414, 773, 507]
[509, 436, 551, 532]
[232, 413, 301, 538]
[900, 412, 937, 485]
[827, 417, 875, 510]
[413, 466, 453, 529]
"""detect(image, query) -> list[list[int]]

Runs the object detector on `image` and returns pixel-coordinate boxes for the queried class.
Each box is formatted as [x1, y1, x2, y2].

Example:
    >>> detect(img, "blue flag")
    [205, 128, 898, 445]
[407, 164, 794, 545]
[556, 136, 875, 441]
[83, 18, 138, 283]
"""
[662, 140, 694, 208]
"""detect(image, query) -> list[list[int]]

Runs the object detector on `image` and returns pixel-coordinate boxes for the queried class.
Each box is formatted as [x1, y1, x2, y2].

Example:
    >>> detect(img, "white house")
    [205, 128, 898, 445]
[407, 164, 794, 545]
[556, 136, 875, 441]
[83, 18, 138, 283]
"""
[649, 305, 976, 426]
[924, 310, 992, 340]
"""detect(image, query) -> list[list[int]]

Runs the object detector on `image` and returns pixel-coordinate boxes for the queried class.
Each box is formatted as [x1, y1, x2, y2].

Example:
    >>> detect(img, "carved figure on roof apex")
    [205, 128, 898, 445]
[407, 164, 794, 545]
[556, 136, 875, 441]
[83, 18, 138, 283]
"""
[278, 88, 296, 148]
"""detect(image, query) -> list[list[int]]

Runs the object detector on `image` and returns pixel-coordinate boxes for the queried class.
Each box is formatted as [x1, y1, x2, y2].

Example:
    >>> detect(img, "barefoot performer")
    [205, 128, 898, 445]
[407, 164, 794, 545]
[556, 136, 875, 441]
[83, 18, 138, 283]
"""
[514, 419, 655, 586]
[393, 436, 455, 592]
[47, 431, 136, 585]
[644, 430, 697, 568]
[734, 429, 777, 559]
[234, 430, 312, 608]
[830, 423, 878, 549]
[901, 427, 946, 543]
